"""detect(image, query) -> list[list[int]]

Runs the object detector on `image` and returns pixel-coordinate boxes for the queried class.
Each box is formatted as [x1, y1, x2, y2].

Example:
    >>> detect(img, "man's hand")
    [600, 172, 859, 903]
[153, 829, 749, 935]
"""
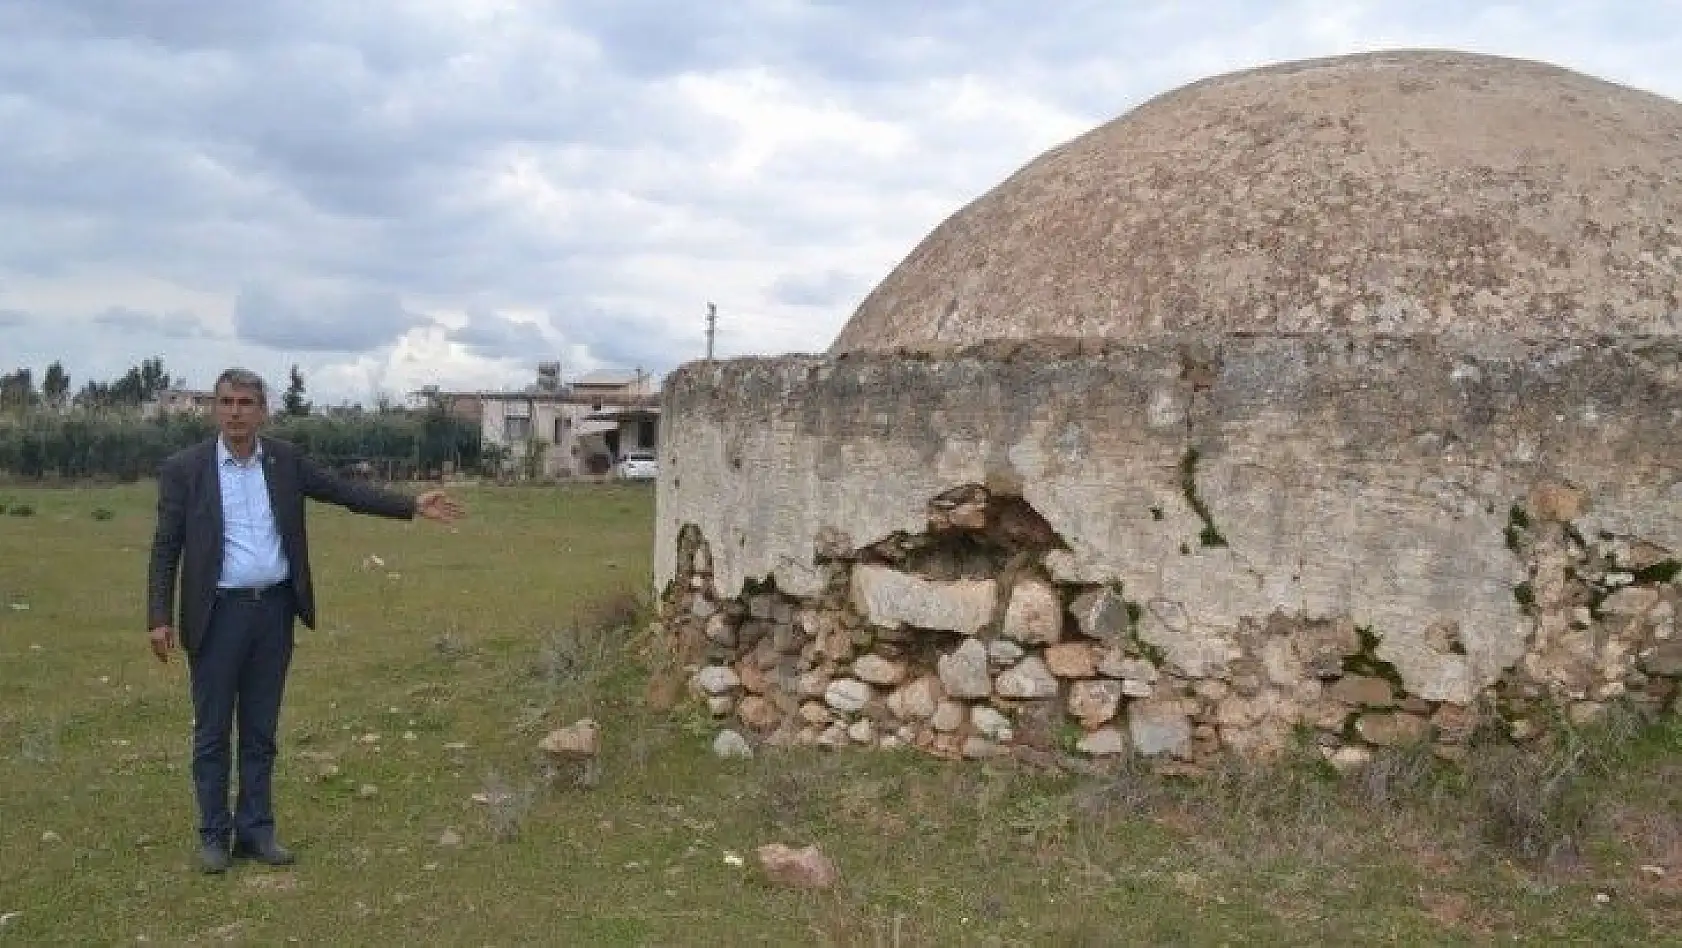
[149, 625, 176, 663]
[415, 490, 465, 524]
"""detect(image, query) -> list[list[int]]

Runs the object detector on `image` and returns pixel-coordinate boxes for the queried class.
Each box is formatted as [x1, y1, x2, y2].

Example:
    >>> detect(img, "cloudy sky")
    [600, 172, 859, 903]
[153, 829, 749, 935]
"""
[2, 1, 1679, 405]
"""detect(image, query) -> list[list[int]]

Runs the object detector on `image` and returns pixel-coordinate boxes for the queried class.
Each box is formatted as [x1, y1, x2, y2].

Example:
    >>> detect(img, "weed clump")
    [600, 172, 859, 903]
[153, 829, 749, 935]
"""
[478, 769, 536, 842]
[1179, 448, 1228, 548]
[1631, 559, 1680, 585]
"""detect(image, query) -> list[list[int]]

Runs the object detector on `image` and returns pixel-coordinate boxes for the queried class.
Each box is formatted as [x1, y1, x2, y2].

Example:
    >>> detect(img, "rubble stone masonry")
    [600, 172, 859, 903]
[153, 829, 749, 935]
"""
[652, 335, 1682, 767]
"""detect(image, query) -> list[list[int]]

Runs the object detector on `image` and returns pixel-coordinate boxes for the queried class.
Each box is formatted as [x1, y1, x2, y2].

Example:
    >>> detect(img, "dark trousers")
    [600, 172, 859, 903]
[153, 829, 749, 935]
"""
[187, 586, 294, 847]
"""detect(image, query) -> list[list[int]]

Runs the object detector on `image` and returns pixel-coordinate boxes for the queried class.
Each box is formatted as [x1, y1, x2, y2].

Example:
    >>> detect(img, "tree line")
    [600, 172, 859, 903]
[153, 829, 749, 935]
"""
[0, 357, 177, 413]
[0, 358, 485, 480]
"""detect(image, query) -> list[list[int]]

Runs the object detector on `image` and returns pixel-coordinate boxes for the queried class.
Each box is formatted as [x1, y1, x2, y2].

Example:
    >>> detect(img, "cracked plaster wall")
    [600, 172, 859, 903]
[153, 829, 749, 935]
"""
[655, 335, 1682, 702]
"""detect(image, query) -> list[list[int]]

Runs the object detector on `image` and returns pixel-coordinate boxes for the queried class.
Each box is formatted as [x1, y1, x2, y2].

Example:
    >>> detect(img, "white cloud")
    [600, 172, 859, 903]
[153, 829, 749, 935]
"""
[0, 0, 1678, 403]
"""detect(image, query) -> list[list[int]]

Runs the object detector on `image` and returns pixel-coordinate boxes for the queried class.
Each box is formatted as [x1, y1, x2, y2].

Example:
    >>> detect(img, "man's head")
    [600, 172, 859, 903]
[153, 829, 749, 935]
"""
[213, 368, 269, 449]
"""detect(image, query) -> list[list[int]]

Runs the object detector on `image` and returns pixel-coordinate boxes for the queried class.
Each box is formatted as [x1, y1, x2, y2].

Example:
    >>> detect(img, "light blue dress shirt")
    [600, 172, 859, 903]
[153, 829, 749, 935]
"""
[216, 437, 290, 589]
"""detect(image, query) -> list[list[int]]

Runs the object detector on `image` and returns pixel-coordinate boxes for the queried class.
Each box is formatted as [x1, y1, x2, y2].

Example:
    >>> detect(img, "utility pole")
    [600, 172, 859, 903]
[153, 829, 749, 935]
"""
[705, 302, 717, 361]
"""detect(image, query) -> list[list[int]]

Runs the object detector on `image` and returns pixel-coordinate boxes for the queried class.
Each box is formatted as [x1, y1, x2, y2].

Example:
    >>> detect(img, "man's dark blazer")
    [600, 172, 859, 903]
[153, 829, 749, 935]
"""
[147, 435, 417, 654]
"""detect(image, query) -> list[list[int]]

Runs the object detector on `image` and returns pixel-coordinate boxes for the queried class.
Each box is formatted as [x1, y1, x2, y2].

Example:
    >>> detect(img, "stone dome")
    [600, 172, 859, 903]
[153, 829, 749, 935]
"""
[831, 50, 1682, 353]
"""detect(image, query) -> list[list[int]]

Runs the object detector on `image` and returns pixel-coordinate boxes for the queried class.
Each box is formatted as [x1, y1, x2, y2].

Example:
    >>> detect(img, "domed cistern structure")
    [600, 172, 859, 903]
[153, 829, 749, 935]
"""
[651, 50, 1682, 769]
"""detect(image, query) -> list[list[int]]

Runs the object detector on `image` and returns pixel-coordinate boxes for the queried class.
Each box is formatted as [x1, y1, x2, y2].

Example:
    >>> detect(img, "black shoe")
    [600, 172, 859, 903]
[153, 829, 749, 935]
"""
[199, 841, 232, 874]
[233, 837, 295, 866]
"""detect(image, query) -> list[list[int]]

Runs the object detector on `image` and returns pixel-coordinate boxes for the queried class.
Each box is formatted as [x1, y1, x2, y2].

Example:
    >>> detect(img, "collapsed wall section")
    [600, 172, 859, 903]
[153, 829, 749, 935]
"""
[652, 336, 1682, 763]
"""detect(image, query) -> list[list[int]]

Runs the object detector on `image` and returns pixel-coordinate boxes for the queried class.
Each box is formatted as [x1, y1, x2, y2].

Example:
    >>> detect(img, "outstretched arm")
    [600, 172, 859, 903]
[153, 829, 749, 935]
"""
[297, 454, 463, 523]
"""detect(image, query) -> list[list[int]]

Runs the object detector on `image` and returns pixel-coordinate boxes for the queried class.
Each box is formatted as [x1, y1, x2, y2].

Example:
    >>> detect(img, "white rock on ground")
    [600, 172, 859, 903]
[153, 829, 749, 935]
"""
[694, 666, 740, 696]
[539, 719, 601, 757]
[712, 729, 754, 759]
[756, 843, 839, 889]
[847, 718, 876, 744]
[971, 706, 1012, 740]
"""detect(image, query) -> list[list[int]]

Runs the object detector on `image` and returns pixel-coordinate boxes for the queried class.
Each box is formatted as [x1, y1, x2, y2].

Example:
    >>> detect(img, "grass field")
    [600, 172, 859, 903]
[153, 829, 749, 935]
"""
[1, 481, 1679, 945]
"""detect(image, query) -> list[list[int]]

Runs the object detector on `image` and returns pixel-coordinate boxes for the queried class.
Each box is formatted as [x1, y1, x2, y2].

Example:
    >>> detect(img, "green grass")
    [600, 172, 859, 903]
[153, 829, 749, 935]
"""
[1, 481, 1679, 945]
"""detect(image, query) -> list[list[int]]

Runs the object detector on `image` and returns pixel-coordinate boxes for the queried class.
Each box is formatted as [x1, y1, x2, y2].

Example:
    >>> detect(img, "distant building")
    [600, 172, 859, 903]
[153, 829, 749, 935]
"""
[416, 366, 660, 478]
[141, 388, 216, 419]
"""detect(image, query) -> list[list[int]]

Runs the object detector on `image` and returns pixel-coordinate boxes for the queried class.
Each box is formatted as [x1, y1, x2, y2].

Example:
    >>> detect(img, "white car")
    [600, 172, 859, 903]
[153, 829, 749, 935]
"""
[615, 451, 658, 480]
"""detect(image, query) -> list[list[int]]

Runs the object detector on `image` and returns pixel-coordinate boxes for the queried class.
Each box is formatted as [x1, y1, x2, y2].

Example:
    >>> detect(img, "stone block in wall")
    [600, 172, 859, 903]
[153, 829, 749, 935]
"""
[1430, 703, 1479, 744]
[1068, 679, 1123, 727]
[971, 705, 1012, 740]
[1096, 649, 1158, 682]
[1327, 675, 1396, 708]
[1136, 599, 1239, 678]
[772, 621, 803, 655]
[738, 662, 770, 695]
[848, 718, 876, 743]
[1641, 642, 1682, 677]
[694, 665, 740, 696]
[1076, 728, 1128, 757]
[1602, 586, 1660, 617]
[1274, 614, 1360, 679]
[1070, 587, 1131, 643]
[1373, 632, 1476, 705]
[851, 565, 996, 634]
[737, 695, 782, 733]
[853, 653, 908, 686]
[931, 700, 966, 733]
[705, 613, 739, 649]
[1128, 699, 1194, 757]
[796, 670, 831, 699]
[812, 526, 854, 562]
[937, 638, 993, 699]
[1354, 711, 1431, 746]
[1011, 699, 1067, 751]
[1001, 578, 1063, 644]
[1045, 643, 1097, 679]
[824, 678, 873, 713]
[772, 558, 826, 599]
[988, 639, 1025, 667]
[887, 675, 943, 721]
[1527, 482, 1586, 523]
[995, 656, 1060, 700]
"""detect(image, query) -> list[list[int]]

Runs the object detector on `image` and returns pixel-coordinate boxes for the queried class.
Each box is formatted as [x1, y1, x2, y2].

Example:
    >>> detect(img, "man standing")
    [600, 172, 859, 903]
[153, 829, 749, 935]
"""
[147, 368, 463, 873]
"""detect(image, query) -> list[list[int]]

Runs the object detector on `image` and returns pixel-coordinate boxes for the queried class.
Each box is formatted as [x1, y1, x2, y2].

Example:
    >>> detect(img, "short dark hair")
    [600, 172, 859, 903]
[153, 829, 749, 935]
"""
[214, 368, 268, 404]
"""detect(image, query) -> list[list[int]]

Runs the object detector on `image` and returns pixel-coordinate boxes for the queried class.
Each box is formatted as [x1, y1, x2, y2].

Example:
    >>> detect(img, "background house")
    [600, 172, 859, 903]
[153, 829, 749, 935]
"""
[418, 363, 659, 478]
[140, 388, 215, 419]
